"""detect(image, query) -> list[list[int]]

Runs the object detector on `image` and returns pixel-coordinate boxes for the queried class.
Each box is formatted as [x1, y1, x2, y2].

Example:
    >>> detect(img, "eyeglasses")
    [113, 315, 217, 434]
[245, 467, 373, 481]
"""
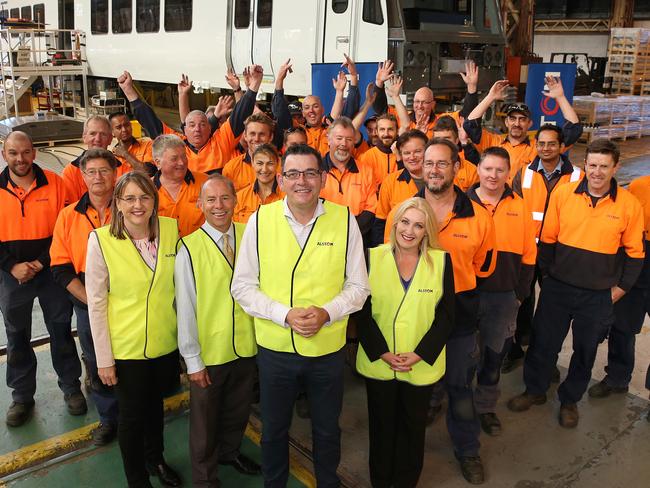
[413, 100, 433, 105]
[282, 169, 322, 180]
[118, 195, 153, 204]
[423, 161, 452, 169]
[82, 168, 113, 177]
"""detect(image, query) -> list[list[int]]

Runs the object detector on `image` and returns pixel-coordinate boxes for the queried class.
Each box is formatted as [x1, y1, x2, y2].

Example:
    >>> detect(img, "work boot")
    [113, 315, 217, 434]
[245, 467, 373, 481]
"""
[507, 392, 547, 412]
[588, 380, 628, 398]
[478, 412, 502, 436]
[550, 365, 561, 383]
[501, 355, 523, 374]
[64, 391, 88, 416]
[559, 403, 579, 428]
[459, 456, 485, 484]
[92, 422, 118, 446]
[6, 400, 35, 427]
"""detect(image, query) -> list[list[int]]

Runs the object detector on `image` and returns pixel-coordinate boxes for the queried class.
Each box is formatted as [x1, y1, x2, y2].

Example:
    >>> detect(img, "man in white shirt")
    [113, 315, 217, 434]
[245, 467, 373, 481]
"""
[231, 144, 370, 488]
[175, 174, 261, 487]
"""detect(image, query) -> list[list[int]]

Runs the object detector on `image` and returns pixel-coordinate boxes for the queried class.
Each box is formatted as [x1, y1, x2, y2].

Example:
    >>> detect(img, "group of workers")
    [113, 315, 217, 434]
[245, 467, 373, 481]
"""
[0, 54, 648, 488]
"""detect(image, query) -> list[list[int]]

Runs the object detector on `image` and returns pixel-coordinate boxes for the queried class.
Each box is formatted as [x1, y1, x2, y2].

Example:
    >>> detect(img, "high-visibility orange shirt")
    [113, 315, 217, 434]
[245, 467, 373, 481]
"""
[62, 151, 130, 205]
[454, 156, 479, 192]
[233, 181, 284, 224]
[114, 137, 154, 167]
[359, 144, 398, 192]
[0, 164, 66, 271]
[629, 175, 650, 237]
[153, 170, 208, 238]
[222, 153, 256, 192]
[319, 154, 377, 216]
[376, 169, 419, 220]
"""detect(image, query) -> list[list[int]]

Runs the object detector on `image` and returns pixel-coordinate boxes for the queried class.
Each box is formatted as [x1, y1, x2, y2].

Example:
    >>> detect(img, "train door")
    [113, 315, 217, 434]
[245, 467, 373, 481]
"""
[230, 0, 254, 74]
[58, 0, 75, 52]
[229, 0, 273, 76]
[323, 0, 354, 61]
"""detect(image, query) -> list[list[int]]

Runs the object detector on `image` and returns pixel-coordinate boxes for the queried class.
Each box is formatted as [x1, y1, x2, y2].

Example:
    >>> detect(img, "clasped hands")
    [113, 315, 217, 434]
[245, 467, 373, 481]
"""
[380, 352, 422, 372]
[286, 306, 330, 338]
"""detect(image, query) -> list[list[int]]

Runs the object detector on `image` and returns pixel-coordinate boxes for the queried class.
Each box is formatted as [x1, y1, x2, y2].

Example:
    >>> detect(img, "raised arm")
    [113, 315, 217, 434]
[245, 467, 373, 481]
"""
[229, 64, 264, 138]
[177, 73, 193, 123]
[385, 75, 410, 135]
[464, 79, 509, 144]
[118, 70, 166, 137]
[341, 54, 360, 119]
[330, 71, 347, 120]
[272, 58, 293, 139]
[459, 60, 479, 118]
[352, 82, 377, 132]
[372, 59, 394, 115]
[542, 76, 583, 146]
[225, 68, 243, 102]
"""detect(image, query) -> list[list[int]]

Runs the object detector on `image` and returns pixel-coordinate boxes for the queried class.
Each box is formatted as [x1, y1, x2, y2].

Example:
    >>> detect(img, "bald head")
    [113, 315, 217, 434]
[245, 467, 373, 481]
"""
[413, 87, 435, 117]
[5, 130, 34, 147]
[302, 95, 324, 127]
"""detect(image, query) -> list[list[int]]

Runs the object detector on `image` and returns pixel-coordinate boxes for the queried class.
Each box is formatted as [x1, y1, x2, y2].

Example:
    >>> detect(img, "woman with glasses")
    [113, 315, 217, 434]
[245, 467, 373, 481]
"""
[86, 172, 182, 488]
[356, 197, 455, 488]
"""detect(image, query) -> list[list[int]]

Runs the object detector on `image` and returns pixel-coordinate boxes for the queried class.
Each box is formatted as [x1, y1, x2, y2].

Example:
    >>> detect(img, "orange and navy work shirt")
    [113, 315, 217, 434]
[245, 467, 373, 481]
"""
[454, 155, 479, 193]
[222, 152, 256, 192]
[511, 155, 583, 240]
[539, 178, 645, 291]
[375, 168, 422, 220]
[319, 154, 377, 217]
[50, 193, 112, 289]
[629, 175, 650, 288]
[467, 184, 537, 300]
[0, 164, 66, 272]
[62, 151, 130, 205]
[114, 137, 153, 166]
[233, 180, 284, 224]
[359, 144, 398, 192]
[306, 123, 331, 156]
[154, 170, 208, 238]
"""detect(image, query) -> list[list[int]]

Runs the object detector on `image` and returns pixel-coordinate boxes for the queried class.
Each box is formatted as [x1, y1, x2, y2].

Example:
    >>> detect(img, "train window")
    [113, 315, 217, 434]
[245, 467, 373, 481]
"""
[257, 0, 272, 27]
[235, 0, 251, 29]
[10, 8, 19, 18]
[91, 0, 109, 34]
[113, 0, 133, 33]
[165, 0, 192, 31]
[21, 6, 31, 20]
[332, 0, 348, 14]
[363, 0, 384, 25]
[136, 0, 160, 33]
[33, 4, 45, 25]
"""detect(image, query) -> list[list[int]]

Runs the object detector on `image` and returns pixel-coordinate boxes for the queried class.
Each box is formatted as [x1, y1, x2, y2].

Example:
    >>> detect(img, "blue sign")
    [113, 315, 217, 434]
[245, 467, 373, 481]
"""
[311, 62, 379, 139]
[525, 63, 577, 131]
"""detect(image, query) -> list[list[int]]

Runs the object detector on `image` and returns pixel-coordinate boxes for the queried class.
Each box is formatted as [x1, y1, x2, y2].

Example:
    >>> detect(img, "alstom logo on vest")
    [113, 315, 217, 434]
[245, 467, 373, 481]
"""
[317, 241, 334, 246]
[418, 288, 434, 293]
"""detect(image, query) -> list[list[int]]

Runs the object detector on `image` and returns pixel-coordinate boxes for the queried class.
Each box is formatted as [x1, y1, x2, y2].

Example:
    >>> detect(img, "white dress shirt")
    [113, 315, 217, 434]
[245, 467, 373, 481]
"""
[231, 198, 370, 329]
[175, 222, 235, 374]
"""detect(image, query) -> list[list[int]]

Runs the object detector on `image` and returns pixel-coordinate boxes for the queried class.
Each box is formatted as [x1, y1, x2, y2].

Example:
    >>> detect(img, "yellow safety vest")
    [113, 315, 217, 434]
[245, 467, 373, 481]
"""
[256, 199, 349, 357]
[178, 223, 256, 365]
[356, 244, 447, 385]
[94, 216, 178, 360]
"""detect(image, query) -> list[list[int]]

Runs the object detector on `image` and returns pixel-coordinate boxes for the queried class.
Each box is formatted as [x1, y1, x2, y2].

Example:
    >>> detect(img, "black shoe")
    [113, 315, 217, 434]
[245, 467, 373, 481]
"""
[92, 422, 117, 446]
[295, 395, 310, 419]
[6, 400, 35, 427]
[459, 456, 485, 484]
[426, 404, 442, 426]
[219, 454, 261, 475]
[64, 391, 87, 416]
[588, 380, 628, 399]
[146, 461, 182, 487]
[501, 356, 523, 374]
[550, 365, 561, 383]
[478, 412, 502, 436]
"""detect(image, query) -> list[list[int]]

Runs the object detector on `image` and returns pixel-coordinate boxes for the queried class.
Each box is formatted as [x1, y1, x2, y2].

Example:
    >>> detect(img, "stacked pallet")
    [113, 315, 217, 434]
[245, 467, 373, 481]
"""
[573, 95, 650, 142]
[606, 28, 650, 95]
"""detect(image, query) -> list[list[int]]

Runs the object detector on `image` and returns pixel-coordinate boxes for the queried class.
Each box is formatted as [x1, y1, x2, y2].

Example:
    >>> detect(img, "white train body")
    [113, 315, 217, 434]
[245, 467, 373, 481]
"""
[3, 1, 505, 97]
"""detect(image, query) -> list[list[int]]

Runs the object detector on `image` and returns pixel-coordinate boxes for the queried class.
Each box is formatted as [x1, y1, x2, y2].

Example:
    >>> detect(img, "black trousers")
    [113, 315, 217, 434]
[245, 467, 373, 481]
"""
[0, 269, 80, 402]
[524, 277, 612, 405]
[190, 357, 256, 488]
[114, 349, 180, 488]
[509, 267, 541, 360]
[366, 378, 434, 488]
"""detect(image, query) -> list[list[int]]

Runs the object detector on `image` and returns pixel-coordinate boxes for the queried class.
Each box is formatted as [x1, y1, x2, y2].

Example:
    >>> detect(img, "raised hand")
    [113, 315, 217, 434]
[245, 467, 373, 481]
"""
[117, 70, 139, 101]
[543, 76, 565, 99]
[214, 95, 234, 120]
[375, 59, 394, 88]
[248, 64, 264, 92]
[342, 54, 358, 85]
[177, 73, 192, 96]
[275, 58, 293, 89]
[460, 60, 478, 93]
[457, 116, 469, 144]
[364, 82, 377, 105]
[385, 74, 403, 100]
[487, 79, 510, 101]
[225, 68, 241, 92]
[333, 70, 347, 92]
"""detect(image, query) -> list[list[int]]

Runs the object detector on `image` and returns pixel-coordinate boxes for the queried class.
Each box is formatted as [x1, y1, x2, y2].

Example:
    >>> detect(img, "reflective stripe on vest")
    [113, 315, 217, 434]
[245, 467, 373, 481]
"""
[179, 223, 256, 365]
[256, 199, 349, 357]
[522, 168, 534, 189]
[95, 216, 178, 360]
[356, 244, 447, 386]
[570, 166, 581, 182]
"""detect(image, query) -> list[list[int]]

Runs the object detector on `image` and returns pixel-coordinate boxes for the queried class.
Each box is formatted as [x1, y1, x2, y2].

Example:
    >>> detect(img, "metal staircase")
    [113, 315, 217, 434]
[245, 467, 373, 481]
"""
[0, 74, 37, 118]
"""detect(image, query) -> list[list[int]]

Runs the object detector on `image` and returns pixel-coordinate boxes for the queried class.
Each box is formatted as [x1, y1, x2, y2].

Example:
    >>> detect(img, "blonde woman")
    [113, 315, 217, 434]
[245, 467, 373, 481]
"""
[357, 197, 455, 488]
[86, 172, 181, 488]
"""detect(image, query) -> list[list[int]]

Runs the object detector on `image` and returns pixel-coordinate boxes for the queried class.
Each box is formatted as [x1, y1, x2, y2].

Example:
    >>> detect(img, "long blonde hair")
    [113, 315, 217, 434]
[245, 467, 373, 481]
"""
[110, 172, 159, 241]
[389, 197, 441, 266]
